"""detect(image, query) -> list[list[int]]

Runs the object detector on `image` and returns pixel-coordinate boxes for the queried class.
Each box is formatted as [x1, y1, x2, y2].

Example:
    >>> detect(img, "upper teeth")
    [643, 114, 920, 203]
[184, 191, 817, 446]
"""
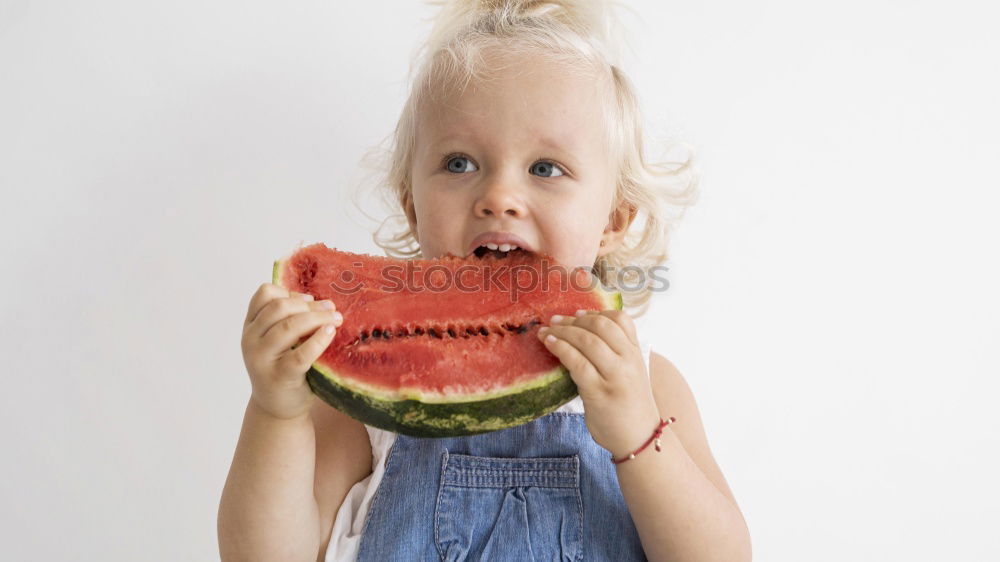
[483, 243, 519, 252]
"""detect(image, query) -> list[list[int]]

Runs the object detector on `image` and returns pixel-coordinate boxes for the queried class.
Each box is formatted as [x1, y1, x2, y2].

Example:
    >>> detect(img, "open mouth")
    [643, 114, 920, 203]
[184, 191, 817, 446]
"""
[472, 244, 532, 259]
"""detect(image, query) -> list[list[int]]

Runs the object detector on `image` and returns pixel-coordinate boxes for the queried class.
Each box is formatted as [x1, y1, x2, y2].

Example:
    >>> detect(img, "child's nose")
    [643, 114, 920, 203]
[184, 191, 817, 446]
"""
[473, 175, 528, 218]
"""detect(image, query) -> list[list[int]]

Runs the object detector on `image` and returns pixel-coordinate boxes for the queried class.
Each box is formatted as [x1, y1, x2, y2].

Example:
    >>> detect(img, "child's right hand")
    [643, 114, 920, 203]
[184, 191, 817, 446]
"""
[241, 283, 343, 420]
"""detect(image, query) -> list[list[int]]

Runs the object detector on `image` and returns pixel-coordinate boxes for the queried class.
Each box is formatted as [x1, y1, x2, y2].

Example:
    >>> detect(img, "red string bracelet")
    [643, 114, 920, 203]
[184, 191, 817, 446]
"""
[610, 417, 677, 465]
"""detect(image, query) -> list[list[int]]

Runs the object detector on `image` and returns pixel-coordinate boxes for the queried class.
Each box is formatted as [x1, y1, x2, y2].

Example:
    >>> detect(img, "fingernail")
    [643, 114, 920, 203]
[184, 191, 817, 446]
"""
[550, 314, 563, 323]
[320, 300, 334, 310]
[575, 309, 586, 316]
[538, 327, 549, 335]
[300, 293, 314, 301]
[545, 334, 556, 343]
[324, 324, 335, 334]
[332, 311, 343, 323]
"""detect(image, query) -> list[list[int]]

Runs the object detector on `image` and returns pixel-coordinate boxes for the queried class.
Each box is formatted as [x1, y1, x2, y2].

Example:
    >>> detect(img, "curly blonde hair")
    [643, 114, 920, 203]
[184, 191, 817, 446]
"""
[357, 0, 700, 317]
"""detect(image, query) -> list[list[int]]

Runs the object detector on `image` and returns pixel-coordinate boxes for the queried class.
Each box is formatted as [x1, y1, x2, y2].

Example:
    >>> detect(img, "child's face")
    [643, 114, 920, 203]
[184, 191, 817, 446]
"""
[406, 54, 619, 271]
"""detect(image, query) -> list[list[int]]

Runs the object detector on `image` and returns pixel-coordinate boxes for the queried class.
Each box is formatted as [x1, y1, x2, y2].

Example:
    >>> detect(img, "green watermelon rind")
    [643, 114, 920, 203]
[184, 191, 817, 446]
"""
[305, 363, 579, 437]
[271, 254, 624, 438]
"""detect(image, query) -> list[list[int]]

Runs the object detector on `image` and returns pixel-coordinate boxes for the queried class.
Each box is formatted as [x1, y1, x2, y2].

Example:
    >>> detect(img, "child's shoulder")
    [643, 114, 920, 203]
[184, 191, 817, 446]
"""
[647, 351, 742, 509]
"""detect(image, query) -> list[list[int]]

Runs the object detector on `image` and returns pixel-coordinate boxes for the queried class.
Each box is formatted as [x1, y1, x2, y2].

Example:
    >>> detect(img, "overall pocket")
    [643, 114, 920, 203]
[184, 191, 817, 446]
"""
[434, 452, 583, 562]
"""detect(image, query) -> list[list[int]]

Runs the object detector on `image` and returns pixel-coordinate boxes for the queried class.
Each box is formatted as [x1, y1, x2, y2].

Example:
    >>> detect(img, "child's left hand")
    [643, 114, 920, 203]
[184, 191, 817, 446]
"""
[537, 310, 662, 460]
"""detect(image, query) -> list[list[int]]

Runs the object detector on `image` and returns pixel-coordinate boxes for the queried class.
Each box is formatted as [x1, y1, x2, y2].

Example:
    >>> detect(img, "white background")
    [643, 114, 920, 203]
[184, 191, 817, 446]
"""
[2, 1, 998, 560]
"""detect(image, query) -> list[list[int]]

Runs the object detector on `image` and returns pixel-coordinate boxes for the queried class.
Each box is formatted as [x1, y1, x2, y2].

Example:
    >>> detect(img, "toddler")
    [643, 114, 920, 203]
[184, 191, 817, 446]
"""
[219, 1, 751, 560]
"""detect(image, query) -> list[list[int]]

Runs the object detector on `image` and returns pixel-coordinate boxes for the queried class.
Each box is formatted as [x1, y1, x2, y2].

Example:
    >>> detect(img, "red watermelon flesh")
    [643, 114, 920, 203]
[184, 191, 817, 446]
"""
[272, 243, 621, 436]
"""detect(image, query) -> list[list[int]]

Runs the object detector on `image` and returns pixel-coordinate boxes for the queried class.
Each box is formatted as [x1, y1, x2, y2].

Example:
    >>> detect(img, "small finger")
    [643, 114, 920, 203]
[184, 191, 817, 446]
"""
[261, 309, 343, 356]
[539, 324, 619, 378]
[250, 296, 337, 339]
[245, 282, 289, 326]
[562, 312, 634, 356]
[597, 310, 638, 347]
[540, 332, 601, 390]
[278, 319, 339, 378]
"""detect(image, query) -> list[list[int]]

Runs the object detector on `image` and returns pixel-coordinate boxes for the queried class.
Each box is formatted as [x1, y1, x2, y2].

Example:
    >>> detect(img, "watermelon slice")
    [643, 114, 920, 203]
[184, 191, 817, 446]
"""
[272, 243, 621, 437]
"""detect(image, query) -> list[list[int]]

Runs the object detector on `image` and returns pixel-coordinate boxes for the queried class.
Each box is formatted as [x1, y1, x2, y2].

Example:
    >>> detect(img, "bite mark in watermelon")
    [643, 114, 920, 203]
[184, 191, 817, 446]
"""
[272, 243, 622, 437]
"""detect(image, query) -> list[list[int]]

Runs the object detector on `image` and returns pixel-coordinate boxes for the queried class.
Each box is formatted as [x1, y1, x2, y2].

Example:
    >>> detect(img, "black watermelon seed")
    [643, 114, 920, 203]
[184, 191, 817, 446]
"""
[372, 329, 382, 338]
[515, 324, 529, 334]
[429, 328, 442, 338]
[479, 326, 489, 336]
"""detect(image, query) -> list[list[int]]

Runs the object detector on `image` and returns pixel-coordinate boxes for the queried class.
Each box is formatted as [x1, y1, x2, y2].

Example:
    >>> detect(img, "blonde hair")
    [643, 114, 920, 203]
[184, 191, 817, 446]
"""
[360, 0, 700, 317]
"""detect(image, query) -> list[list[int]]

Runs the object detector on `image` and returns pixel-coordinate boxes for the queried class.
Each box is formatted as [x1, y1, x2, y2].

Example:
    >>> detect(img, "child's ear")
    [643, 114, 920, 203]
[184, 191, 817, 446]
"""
[598, 202, 638, 257]
[401, 190, 419, 243]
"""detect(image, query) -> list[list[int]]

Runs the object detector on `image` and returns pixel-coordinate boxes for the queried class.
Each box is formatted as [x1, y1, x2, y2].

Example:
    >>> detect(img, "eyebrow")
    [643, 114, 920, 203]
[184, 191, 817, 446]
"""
[535, 134, 575, 152]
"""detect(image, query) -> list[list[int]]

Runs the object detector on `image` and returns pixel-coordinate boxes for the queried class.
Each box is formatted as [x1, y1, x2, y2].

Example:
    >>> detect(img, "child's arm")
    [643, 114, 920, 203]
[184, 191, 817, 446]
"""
[218, 282, 367, 561]
[218, 397, 371, 562]
[217, 398, 322, 561]
[614, 352, 751, 562]
[539, 312, 751, 561]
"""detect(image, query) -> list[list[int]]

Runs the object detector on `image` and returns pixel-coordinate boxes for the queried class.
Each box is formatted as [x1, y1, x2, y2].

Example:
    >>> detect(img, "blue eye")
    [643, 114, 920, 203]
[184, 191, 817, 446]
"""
[530, 161, 564, 178]
[443, 155, 566, 177]
[445, 155, 478, 173]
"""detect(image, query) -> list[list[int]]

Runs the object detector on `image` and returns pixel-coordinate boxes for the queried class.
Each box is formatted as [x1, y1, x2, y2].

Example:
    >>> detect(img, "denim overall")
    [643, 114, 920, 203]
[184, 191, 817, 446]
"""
[355, 411, 648, 561]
